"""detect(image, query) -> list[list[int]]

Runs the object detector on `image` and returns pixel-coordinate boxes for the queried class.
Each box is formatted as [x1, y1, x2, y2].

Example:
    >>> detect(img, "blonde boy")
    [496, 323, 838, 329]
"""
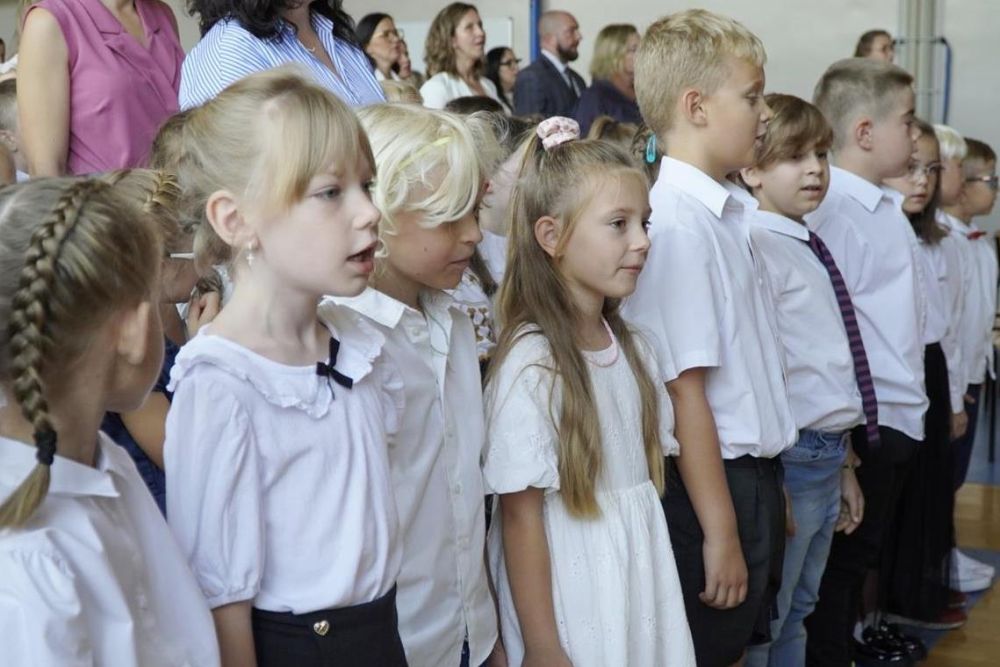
[623, 10, 797, 666]
[802, 58, 925, 667]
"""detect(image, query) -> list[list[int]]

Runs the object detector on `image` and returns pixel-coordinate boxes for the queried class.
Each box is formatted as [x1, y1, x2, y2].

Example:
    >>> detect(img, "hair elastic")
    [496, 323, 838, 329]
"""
[645, 134, 658, 164]
[34, 429, 57, 466]
[537, 117, 580, 150]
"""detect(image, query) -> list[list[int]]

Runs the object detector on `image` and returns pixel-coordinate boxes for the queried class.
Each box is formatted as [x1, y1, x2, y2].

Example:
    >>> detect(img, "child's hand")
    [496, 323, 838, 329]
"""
[950, 410, 969, 441]
[835, 467, 864, 534]
[522, 645, 572, 667]
[700, 536, 748, 609]
[783, 485, 796, 537]
[186, 290, 221, 334]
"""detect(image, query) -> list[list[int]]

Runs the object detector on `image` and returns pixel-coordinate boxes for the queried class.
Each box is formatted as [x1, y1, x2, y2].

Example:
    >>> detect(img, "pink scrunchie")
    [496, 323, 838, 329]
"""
[537, 116, 580, 150]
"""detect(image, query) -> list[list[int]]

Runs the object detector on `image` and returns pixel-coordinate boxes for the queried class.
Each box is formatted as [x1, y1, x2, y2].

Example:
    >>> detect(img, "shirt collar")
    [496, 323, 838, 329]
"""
[749, 209, 811, 241]
[541, 49, 568, 74]
[656, 157, 736, 219]
[830, 166, 892, 213]
[334, 287, 458, 330]
[0, 434, 120, 499]
[937, 209, 974, 233]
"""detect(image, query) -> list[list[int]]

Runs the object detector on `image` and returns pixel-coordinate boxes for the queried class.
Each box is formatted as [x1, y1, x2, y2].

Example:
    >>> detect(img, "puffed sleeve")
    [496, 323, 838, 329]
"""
[0, 544, 92, 666]
[483, 335, 562, 494]
[164, 372, 264, 609]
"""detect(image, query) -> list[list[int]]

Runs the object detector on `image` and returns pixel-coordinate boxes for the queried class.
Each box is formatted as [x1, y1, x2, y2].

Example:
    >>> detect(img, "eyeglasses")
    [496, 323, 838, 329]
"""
[376, 28, 402, 41]
[500, 58, 521, 68]
[965, 175, 1000, 190]
[907, 161, 942, 179]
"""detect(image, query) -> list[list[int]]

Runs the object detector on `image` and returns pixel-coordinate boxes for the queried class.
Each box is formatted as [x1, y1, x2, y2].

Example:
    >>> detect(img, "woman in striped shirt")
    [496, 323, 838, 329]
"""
[180, 0, 384, 109]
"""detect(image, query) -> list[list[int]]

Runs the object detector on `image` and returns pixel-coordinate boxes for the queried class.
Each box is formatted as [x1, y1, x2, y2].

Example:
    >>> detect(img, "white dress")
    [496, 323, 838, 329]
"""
[484, 326, 696, 667]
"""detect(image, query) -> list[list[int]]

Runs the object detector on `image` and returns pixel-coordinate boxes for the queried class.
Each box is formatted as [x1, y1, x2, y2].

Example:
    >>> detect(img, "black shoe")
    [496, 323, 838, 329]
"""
[877, 620, 928, 661]
[852, 637, 914, 666]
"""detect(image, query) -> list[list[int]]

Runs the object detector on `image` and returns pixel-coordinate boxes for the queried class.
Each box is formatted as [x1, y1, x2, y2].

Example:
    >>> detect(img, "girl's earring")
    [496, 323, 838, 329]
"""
[246, 240, 257, 268]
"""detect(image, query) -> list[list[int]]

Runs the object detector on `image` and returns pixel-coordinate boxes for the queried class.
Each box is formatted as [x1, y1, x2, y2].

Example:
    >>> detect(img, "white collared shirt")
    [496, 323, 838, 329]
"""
[747, 209, 865, 433]
[939, 211, 998, 384]
[916, 231, 967, 410]
[541, 49, 580, 94]
[419, 72, 501, 110]
[0, 433, 220, 667]
[164, 307, 403, 613]
[623, 157, 797, 459]
[805, 167, 928, 440]
[328, 288, 497, 667]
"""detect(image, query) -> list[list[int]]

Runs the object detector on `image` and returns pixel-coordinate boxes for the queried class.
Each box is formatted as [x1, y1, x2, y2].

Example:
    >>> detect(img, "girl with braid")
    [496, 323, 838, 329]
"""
[0, 178, 220, 665]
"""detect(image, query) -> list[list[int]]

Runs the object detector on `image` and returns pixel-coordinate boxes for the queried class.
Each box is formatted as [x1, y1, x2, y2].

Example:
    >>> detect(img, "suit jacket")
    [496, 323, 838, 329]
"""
[513, 54, 587, 118]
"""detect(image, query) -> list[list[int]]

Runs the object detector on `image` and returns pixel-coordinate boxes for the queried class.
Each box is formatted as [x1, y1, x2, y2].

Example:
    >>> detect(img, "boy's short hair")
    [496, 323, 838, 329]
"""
[635, 9, 765, 137]
[963, 138, 997, 175]
[754, 93, 833, 169]
[813, 58, 913, 150]
[0, 79, 16, 133]
[933, 124, 967, 161]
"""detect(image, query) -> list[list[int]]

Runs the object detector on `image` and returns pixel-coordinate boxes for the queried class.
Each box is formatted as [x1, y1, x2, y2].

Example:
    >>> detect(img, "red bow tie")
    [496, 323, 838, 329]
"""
[967, 230, 987, 240]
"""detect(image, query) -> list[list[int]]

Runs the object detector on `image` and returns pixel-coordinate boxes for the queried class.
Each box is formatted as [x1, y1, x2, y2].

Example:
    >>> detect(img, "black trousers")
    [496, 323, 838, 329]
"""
[804, 426, 919, 667]
[252, 586, 408, 667]
[664, 455, 786, 667]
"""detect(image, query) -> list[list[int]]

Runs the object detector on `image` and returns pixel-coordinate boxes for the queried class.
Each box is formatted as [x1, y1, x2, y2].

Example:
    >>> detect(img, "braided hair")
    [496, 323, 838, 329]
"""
[0, 178, 160, 527]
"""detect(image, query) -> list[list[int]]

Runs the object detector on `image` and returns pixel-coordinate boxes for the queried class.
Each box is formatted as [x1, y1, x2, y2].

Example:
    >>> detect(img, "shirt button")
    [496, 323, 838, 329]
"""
[453, 483, 463, 495]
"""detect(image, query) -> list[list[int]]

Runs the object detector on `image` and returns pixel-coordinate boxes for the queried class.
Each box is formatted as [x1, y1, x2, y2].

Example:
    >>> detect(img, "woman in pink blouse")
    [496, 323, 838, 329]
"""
[18, 0, 183, 176]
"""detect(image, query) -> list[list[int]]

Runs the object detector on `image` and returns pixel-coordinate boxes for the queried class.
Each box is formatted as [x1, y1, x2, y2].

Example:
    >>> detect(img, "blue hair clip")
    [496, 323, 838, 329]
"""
[645, 134, 658, 164]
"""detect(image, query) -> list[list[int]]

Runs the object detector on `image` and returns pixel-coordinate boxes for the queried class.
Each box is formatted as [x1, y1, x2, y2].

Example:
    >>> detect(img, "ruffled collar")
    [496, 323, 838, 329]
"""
[168, 306, 388, 419]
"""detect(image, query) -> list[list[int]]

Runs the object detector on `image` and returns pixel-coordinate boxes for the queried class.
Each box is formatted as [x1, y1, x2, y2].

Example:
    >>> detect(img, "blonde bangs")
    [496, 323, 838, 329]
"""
[249, 87, 374, 215]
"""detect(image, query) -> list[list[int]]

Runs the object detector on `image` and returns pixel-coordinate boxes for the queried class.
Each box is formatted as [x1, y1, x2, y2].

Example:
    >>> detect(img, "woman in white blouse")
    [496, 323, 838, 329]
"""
[420, 2, 501, 110]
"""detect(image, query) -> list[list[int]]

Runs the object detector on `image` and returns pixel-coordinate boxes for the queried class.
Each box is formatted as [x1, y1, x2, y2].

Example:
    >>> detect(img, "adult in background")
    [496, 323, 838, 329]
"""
[574, 24, 641, 136]
[357, 12, 401, 81]
[420, 2, 500, 110]
[180, 0, 383, 109]
[17, 0, 183, 175]
[513, 10, 584, 117]
[854, 29, 895, 63]
[484, 46, 519, 114]
[396, 38, 424, 89]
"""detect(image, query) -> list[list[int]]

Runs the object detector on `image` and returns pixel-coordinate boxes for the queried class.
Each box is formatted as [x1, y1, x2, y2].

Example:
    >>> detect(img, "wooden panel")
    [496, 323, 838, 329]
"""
[925, 484, 1000, 665]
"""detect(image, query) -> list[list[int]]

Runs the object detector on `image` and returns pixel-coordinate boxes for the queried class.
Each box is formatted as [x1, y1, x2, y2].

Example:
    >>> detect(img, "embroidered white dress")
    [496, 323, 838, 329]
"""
[484, 327, 696, 667]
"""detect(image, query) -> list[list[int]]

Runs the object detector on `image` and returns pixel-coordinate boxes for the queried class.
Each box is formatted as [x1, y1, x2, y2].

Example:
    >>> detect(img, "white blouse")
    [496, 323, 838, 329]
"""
[0, 433, 220, 666]
[164, 306, 404, 613]
[419, 71, 501, 109]
[328, 289, 496, 667]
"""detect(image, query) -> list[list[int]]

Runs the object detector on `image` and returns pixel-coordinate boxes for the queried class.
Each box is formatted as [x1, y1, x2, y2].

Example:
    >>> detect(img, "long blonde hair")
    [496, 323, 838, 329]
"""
[172, 67, 374, 272]
[0, 178, 161, 527]
[491, 134, 664, 517]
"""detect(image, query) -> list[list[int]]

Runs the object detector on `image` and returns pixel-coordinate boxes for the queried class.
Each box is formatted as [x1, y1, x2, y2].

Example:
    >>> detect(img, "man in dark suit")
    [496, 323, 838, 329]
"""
[513, 11, 586, 118]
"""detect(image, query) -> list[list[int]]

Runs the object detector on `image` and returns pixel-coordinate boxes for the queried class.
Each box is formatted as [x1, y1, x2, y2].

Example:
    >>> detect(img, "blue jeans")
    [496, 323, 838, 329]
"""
[746, 429, 846, 667]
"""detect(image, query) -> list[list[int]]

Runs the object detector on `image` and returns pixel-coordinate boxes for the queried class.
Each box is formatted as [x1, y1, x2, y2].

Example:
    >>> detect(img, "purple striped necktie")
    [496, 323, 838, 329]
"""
[807, 231, 881, 446]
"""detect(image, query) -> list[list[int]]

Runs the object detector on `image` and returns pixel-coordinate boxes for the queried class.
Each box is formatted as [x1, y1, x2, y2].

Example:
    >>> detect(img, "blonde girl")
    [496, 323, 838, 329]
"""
[97, 169, 218, 514]
[163, 69, 406, 667]
[484, 119, 696, 667]
[0, 178, 219, 666]
[330, 103, 504, 667]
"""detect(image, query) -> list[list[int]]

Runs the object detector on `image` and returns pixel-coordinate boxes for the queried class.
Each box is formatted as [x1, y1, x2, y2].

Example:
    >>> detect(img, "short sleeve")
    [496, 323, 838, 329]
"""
[0, 545, 91, 666]
[483, 336, 561, 494]
[419, 75, 451, 110]
[623, 221, 724, 382]
[164, 372, 264, 608]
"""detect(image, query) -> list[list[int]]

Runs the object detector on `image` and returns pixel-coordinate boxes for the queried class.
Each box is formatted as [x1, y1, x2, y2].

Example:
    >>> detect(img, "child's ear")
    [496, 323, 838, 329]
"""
[853, 117, 875, 151]
[740, 166, 763, 190]
[533, 215, 562, 258]
[205, 190, 255, 250]
[679, 88, 707, 127]
[116, 301, 154, 366]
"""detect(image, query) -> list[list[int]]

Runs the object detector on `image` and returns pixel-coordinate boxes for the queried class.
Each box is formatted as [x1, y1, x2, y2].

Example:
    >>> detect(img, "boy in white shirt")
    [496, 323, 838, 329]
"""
[739, 94, 866, 667]
[802, 58, 926, 667]
[623, 10, 797, 666]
